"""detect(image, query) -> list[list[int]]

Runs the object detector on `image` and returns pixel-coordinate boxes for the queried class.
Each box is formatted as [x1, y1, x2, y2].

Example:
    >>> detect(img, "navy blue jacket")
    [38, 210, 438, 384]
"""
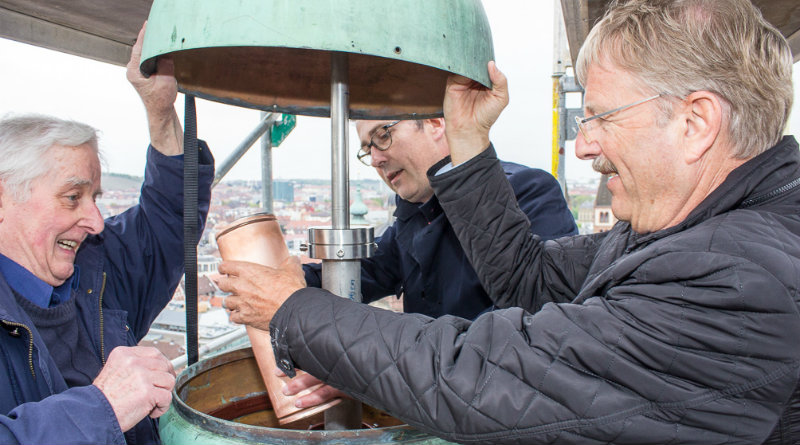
[0, 144, 214, 445]
[305, 159, 576, 319]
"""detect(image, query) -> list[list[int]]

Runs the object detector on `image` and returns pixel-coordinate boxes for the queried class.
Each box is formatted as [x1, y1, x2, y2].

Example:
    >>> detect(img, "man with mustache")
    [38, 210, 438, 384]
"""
[295, 117, 576, 407]
[217, 0, 800, 442]
[0, 25, 214, 444]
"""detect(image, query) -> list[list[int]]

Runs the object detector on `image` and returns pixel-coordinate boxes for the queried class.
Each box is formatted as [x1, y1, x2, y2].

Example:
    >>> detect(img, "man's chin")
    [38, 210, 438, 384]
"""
[48, 267, 75, 287]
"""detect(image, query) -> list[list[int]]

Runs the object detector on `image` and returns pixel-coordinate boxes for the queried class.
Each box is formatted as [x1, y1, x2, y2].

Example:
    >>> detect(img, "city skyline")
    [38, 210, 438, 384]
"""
[1, 1, 798, 185]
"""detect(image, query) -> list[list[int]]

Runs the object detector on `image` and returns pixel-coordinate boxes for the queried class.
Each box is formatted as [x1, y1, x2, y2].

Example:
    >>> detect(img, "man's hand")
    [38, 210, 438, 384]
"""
[443, 61, 509, 165]
[92, 346, 176, 432]
[275, 368, 349, 409]
[216, 256, 306, 331]
[126, 22, 183, 156]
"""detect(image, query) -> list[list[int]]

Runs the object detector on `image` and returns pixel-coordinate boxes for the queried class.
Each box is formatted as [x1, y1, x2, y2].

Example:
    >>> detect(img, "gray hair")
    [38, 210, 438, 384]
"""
[576, 0, 793, 158]
[0, 114, 101, 201]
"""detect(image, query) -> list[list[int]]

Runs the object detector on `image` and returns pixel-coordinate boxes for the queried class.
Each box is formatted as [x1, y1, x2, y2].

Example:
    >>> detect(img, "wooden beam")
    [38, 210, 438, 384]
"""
[0, 6, 131, 66]
[560, 0, 589, 68]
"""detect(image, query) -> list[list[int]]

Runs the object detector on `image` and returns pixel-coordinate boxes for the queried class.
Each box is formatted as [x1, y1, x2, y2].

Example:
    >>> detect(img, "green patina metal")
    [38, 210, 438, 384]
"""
[160, 348, 455, 445]
[140, 0, 494, 119]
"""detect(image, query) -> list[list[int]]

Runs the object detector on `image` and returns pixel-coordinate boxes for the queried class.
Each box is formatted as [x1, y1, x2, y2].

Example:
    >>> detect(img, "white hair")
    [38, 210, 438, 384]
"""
[0, 114, 102, 201]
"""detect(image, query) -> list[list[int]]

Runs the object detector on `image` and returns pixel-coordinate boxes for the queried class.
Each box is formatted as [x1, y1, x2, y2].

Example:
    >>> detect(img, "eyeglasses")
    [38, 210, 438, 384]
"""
[574, 94, 661, 143]
[357, 121, 401, 166]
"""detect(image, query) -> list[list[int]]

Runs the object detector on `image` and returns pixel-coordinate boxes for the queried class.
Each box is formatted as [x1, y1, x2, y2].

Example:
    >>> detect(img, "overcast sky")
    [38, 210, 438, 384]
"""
[1, 0, 799, 184]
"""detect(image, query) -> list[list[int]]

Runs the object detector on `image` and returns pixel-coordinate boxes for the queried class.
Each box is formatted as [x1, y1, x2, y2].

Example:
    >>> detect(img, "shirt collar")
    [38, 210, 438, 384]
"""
[394, 194, 442, 223]
[0, 253, 78, 308]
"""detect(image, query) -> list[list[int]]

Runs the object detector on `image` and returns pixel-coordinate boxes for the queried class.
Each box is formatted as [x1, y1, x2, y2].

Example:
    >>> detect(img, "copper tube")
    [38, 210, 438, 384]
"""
[215, 213, 341, 424]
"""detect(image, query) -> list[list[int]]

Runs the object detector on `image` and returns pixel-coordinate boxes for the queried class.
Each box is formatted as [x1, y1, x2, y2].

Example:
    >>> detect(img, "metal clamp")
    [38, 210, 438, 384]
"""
[305, 227, 376, 260]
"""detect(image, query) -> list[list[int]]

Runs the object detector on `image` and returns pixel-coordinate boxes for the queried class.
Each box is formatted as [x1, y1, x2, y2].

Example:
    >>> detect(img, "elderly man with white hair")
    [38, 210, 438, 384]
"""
[0, 25, 213, 445]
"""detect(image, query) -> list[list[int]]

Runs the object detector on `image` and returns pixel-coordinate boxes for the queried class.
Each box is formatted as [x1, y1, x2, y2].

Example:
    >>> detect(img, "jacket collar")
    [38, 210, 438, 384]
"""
[394, 193, 443, 224]
[633, 136, 800, 246]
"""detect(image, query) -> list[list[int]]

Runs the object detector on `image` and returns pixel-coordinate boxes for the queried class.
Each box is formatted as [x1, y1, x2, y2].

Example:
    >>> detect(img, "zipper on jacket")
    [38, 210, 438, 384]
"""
[1, 319, 36, 378]
[740, 176, 800, 208]
[98, 272, 107, 365]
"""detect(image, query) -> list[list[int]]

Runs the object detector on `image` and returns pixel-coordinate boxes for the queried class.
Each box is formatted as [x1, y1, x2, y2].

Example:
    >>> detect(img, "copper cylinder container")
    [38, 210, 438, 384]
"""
[215, 213, 341, 425]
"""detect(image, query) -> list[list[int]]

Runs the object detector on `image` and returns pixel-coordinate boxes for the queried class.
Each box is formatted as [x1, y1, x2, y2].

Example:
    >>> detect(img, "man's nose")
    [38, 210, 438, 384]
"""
[370, 148, 389, 167]
[574, 133, 600, 160]
[82, 202, 105, 235]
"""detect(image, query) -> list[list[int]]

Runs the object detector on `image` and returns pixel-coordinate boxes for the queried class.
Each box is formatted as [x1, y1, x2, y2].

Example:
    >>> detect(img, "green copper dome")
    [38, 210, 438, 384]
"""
[140, 0, 494, 119]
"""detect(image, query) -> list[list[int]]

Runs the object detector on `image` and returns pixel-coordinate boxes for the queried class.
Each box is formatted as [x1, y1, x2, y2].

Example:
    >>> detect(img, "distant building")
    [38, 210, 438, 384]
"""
[577, 200, 595, 234]
[198, 255, 220, 275]
[273, 180, 295, 202]
[594, 174, 617, 233]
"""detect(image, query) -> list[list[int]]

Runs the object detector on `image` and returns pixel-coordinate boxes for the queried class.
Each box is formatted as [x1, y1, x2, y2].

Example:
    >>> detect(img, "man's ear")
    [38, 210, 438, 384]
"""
[682, 91, 723, 164]
[426, 117, 446, 140]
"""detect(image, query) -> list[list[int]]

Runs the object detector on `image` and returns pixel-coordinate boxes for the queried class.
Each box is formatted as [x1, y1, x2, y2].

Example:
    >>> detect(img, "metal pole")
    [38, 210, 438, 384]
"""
[323, 51, 363, 430]
[260, 111, 274, 213]
[552, 0, 568, 197]
[212, 113, 277, 188]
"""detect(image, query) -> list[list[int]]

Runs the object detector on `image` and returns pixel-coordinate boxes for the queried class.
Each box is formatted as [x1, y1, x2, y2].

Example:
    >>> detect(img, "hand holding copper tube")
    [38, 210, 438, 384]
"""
[216, 256, 306, 331]
[274, 368, 350, 409]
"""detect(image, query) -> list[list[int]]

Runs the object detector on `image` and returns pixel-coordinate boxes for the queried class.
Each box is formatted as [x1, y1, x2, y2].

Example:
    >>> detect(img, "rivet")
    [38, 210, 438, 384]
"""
[87, 289, 93, 294]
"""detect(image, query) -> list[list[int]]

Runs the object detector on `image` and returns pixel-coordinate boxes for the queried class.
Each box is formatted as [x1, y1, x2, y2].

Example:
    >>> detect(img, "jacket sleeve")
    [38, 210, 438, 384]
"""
[271, 248, 799, 445]
[0, 385, 125, 444]
[428, 146, 596, 312]
[507, 167, 578, 241]
[99, 142, 215, 338]
[303, 225, 403, 305]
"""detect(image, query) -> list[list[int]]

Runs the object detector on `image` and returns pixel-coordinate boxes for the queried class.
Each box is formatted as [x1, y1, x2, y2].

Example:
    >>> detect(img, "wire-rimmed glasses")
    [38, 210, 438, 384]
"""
[356, 121, 401, 166]
[575, 94, 661, 143]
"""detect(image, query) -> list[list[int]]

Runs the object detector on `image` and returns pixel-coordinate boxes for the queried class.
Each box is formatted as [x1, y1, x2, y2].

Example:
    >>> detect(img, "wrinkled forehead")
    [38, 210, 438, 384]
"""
[45, 143, 102, 183]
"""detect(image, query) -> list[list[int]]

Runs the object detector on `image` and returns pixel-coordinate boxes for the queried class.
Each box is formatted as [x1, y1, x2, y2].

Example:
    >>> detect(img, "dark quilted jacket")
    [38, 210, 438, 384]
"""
[270, 137, 800, 444]
[303, 161, 577, 320]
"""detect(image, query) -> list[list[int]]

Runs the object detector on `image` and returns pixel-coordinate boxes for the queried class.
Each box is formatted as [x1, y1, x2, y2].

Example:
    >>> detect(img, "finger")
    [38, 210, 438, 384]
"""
[155, 56, 175, 77]
[296, 385, 344, 408]
[223, 295, 241, 312]
[283, 372, 322, 396]
[149, 369, 177, 391]
[217, 260, 275, 277]
[215, 274, 249, 295]
[217, 260, 242, 276]
[228, 309, 244, 325]
[148, 387, 173, 418]
[446, 73, 473, 89]
[132, 23, 146, 57]
[488, 61, 509, 98]
[219, 260, 270, 277]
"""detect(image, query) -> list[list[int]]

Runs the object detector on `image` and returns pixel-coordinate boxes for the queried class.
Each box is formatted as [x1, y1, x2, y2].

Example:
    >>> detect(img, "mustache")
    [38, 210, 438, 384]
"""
[592, 156, 618, 175]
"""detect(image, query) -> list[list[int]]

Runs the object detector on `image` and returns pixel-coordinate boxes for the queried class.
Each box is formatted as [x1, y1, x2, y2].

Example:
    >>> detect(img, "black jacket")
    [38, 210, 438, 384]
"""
[271, 137, 800, 444]
[303, 161, 577, 319]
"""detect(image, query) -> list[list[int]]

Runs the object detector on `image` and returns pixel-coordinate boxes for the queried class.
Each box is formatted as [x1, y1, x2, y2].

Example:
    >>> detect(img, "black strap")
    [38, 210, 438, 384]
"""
[183, 95, 199, 366]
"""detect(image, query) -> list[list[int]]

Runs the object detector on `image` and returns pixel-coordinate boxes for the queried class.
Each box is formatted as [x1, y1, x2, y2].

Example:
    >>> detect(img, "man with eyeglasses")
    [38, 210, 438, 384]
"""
[305, 117, 576, 319]
[292, 117, 575, 407]
[217, 0, 800, 442]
